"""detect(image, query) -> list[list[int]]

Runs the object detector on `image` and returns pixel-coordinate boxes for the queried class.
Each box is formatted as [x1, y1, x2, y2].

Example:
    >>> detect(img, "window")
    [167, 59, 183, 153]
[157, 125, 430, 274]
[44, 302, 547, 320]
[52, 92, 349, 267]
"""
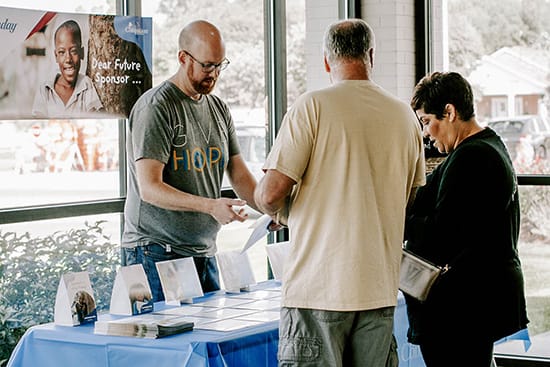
[443, 0, 550, 361]
[0, 0, 305, 321]
[141, 0, 305, 282]
[142, 0, 269, 282]
[1, 3, 306, 345]
[0, 0, 123, 360]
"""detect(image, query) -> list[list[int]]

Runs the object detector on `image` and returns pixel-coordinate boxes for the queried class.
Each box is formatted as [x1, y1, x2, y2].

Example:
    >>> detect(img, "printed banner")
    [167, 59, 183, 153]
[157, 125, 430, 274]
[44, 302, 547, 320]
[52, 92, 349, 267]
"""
[0, 6, 152, 119]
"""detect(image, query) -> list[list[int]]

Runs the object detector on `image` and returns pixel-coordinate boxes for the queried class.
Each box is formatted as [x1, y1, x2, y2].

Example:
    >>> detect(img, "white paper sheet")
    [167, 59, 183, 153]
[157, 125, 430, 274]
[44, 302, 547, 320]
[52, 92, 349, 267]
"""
[240, 214, 273, 253]
[265, 241, 291, 280]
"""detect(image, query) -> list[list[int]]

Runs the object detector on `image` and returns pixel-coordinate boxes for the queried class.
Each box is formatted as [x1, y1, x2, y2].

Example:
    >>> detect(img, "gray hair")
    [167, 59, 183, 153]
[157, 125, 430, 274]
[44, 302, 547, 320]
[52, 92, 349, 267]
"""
[323, 19, 375, 64]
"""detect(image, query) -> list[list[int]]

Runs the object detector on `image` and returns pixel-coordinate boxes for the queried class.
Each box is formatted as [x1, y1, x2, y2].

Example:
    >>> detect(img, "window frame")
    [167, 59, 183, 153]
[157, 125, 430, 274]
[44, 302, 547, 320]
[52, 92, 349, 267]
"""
[1, 3, 550, 365]
[420, 0, 550, 365]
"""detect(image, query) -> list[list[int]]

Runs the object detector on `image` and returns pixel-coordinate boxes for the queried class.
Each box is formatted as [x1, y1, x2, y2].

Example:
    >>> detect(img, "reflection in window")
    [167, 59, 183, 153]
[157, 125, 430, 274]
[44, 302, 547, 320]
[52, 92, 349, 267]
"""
[447, 0, 550, 360]
[485, 115, 550, 174]
[286, 0, 307, 104]
[0, 214, 121, 325]
[143, 1, 275, 279]
[0, 119, 120, 208]
[447, 0, 550, 175]
[517, 186, 550, 351]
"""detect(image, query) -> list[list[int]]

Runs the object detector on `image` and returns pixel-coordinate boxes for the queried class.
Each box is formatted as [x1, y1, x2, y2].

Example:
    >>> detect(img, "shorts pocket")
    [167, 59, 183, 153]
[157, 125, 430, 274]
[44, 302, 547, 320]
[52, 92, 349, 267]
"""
[278, 336, 322, 363]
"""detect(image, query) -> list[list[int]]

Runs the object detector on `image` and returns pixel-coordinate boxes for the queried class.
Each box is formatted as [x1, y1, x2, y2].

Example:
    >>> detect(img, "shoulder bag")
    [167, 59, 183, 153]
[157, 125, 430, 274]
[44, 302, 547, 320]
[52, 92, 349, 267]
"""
[399, 248, 449, 302]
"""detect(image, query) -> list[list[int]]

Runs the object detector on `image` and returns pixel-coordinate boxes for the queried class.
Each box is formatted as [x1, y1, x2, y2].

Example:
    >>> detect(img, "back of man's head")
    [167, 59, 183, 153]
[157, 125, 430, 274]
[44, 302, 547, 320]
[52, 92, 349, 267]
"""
[323, 19, 375, 66]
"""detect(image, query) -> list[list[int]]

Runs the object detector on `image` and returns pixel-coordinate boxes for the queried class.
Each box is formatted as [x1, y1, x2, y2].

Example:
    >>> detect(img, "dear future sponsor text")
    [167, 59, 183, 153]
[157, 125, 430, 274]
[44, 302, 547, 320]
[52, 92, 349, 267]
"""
[92, 57, 143, 85]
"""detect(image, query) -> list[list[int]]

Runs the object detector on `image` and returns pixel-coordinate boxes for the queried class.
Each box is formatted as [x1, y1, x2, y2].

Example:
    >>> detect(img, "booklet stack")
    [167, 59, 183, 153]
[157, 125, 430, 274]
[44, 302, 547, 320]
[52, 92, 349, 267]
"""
[94, 313, 194, 338]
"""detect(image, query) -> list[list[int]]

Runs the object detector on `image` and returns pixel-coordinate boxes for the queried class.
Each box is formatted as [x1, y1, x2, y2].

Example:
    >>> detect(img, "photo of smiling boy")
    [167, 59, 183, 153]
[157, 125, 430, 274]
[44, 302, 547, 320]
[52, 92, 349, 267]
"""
[32, 19, 103, 118]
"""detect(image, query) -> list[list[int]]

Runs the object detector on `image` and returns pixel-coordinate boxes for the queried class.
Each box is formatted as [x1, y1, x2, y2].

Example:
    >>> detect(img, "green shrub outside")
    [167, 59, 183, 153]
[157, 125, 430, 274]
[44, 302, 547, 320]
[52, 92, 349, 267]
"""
[0, 221, 119, 365]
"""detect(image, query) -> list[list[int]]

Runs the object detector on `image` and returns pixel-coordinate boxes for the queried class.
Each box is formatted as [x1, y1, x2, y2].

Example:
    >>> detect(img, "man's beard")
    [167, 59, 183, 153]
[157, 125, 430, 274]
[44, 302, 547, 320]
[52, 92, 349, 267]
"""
[193, 78, 216, 95]
[188, 67, 217, 95]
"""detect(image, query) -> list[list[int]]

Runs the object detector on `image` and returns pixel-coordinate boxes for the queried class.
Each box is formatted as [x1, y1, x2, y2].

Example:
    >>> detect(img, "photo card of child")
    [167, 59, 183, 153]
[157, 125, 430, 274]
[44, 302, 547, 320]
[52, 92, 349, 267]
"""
[109, 264, 154, 315]
[54, 271, 97, 326]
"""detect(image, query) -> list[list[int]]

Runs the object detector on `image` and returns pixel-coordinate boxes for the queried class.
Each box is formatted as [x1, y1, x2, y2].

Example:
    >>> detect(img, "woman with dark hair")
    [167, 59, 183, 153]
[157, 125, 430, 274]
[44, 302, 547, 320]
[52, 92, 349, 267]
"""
[405, 71, 529, 366]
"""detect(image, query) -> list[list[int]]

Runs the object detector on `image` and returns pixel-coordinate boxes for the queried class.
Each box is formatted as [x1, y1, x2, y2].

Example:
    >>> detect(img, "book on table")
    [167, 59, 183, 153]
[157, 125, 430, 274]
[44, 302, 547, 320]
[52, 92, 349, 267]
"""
[94, 313, 194, 338]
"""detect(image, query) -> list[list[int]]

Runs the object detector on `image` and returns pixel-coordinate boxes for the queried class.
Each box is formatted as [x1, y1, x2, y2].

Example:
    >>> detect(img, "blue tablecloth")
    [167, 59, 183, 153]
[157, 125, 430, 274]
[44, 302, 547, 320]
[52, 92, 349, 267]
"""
[7, 281, 425, 367]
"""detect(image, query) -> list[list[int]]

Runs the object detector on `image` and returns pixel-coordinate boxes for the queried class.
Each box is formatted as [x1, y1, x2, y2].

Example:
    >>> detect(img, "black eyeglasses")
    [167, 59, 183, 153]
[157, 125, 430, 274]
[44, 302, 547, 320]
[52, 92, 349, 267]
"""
[182, 50, 230, 73]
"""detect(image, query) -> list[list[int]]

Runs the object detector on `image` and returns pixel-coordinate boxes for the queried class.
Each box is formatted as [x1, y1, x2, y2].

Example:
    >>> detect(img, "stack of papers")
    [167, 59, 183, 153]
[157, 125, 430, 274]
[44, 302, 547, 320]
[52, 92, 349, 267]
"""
[94, 313, 194, 338]
[152, 287, 282, 332]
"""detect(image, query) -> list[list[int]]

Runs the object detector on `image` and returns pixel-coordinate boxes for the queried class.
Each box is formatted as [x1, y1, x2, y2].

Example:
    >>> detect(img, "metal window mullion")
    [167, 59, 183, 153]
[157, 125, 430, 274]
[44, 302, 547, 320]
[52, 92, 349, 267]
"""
[338, 0, 360, 19]
[264, 0, 288, 246]
[264, 0, 287, 148]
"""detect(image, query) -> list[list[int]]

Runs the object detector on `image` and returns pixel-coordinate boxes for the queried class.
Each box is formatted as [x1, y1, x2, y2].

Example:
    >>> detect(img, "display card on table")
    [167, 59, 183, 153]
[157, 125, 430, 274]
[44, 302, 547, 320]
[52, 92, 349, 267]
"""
[109, 264, 153, 315]
[216, 250, 256, 293]
[265, 240, 291, 280]
[155, 257, 204, 305]
[54, 271, 97, 326]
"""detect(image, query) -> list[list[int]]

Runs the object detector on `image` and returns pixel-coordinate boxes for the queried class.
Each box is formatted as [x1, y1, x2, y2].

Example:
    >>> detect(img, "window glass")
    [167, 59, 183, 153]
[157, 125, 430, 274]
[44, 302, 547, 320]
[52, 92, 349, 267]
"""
[447, 0, 550, 359]
[143, 1, 288, 282]
[286, 0, 307, 104]
[448, 0, 550, 175]
[518, 185, 550, 328]
[0, 119, 120, 208]
[0, 0, 121, 209]
[0, 0, 120, 356]
[0, 214, 121, 325]
[494, 185, 550, 358]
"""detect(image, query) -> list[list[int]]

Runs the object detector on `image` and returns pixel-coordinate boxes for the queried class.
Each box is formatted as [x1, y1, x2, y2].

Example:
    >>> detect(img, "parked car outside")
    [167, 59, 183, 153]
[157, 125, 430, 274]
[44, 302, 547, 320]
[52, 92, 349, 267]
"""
[487, 115, 550, 164]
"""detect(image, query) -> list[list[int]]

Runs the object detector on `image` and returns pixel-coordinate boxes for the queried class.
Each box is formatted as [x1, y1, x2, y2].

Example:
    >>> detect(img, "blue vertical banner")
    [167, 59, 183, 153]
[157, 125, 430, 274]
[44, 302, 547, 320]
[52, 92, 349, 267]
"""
[114, 16, 153, 73]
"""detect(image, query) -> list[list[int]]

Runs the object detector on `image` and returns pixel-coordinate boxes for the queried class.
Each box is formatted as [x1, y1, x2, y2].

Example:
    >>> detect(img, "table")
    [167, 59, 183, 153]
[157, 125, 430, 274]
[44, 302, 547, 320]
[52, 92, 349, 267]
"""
[7, 281, 425, 367]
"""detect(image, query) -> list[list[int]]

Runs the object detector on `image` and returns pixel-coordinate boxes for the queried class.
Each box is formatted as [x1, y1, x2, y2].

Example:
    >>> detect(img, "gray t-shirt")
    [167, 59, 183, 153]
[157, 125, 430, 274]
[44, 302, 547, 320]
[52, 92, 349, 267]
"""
[122, 81, 240, 256]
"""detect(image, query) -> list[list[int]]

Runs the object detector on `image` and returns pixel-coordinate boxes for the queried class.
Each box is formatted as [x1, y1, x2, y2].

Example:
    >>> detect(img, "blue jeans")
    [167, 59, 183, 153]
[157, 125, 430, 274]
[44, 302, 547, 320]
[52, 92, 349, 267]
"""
[278, 306, 398, 367]
[121, 244, 220, 302]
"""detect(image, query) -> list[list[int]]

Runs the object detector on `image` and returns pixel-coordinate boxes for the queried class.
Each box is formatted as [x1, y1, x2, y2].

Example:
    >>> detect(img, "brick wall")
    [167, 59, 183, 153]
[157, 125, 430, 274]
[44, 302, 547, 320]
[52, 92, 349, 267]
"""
[304, 0, 419, 103]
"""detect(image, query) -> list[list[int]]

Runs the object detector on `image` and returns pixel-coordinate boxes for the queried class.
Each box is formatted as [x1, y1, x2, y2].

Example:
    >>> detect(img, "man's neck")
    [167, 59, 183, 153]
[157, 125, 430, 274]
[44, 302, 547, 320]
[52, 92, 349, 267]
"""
[330, 61, 370, 82]
[169, 73, 201, 101]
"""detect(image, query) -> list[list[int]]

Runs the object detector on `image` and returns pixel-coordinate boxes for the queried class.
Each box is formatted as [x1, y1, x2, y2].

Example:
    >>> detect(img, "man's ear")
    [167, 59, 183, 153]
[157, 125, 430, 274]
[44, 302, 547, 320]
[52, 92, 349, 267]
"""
[323, 54, 330, 73]
[368, 48, 374, 68]
[79, 46, 85, 59]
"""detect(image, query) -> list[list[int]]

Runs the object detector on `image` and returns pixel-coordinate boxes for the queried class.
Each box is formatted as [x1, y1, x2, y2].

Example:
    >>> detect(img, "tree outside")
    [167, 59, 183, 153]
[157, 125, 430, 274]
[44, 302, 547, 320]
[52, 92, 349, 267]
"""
[448, 0, 550, 338]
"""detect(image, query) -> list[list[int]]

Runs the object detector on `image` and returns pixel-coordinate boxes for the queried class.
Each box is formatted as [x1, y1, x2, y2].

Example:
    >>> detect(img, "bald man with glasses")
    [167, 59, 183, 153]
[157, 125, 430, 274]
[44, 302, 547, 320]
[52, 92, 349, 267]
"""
[122, 20, 262, 302]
